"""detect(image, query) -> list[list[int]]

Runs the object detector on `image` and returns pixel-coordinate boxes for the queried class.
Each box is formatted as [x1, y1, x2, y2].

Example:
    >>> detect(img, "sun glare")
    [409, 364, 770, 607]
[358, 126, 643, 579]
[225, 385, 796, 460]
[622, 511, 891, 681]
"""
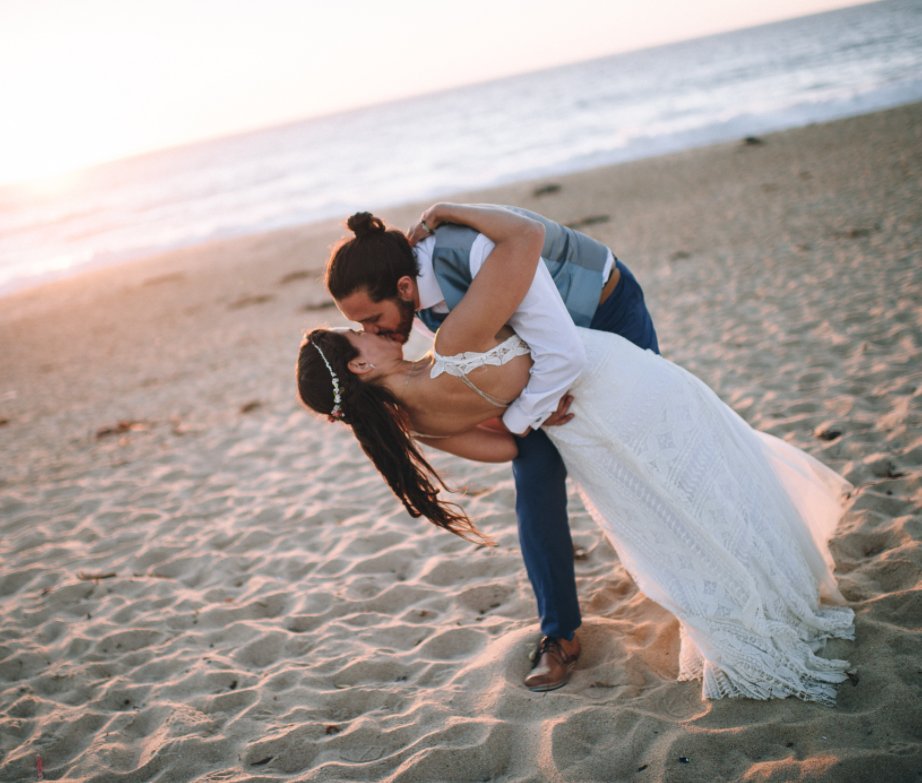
[1, 39, 120, 186]
[19, 169, 84, 198]
[1, 3, 189, 188]
[2, 145, 95, 191]
[1, 108, 122, 188]
[0, 0, 867, 189]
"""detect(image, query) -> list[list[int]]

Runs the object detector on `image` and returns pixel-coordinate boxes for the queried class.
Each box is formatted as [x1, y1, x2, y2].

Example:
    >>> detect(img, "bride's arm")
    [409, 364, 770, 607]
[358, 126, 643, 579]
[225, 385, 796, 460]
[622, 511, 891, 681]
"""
[408, 203, 536, 249]
[414, 204, 585, 436]
[411, 204, 546, 355]
[416, 425, 518, 463]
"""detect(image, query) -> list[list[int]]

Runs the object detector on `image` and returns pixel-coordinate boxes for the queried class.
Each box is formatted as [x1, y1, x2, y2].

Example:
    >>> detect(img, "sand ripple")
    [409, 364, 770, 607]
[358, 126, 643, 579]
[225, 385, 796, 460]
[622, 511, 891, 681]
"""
[1, 104, 921, 781]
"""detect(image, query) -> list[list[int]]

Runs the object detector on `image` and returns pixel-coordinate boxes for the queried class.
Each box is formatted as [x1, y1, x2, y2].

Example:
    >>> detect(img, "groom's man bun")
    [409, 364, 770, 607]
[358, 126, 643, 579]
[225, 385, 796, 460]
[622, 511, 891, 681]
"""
[326, 211, 420, 303]
[346, 211, 385, 239]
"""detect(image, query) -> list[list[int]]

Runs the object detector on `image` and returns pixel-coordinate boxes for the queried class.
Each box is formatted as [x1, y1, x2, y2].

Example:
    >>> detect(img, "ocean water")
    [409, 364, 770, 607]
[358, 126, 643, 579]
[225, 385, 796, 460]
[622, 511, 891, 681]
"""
[1, 0, 920, 295]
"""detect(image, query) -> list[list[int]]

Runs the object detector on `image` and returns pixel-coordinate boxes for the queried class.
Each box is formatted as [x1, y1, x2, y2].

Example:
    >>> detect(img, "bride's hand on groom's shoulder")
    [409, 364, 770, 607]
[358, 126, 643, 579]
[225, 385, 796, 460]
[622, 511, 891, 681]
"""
[407, 203, 448, 246]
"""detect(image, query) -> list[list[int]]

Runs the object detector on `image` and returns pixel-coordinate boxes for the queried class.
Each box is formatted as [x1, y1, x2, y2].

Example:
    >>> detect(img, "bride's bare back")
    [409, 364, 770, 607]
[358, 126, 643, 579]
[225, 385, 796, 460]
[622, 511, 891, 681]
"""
[405, 327, 532, 437]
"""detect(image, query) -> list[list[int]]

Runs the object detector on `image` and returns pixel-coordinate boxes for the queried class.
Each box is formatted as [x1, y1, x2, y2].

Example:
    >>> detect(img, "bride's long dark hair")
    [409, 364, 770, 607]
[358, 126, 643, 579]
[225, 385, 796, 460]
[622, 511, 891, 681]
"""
[297, 328, 492, 545]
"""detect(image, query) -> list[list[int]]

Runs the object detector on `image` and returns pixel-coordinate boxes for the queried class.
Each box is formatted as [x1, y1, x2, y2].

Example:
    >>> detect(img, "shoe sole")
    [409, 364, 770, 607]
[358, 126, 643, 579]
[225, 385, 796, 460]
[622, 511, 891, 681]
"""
[525, 664, 577, 692]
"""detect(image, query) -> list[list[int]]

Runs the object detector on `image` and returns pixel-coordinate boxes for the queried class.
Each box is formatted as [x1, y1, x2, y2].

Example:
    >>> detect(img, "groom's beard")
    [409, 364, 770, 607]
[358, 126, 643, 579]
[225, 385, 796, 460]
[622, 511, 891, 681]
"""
[380, 297, 416, 344]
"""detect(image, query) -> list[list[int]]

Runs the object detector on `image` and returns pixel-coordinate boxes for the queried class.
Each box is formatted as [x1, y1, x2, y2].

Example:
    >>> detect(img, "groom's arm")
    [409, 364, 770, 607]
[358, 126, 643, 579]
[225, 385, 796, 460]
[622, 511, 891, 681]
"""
[416, 426, 518, 463]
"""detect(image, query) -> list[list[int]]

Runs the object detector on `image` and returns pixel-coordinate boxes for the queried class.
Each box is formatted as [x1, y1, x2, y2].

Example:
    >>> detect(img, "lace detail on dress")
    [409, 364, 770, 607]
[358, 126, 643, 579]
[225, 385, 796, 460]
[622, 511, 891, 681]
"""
[545, 328, 854, 705]
[431, 334, 530, 378]
[430, 334, 531, 407]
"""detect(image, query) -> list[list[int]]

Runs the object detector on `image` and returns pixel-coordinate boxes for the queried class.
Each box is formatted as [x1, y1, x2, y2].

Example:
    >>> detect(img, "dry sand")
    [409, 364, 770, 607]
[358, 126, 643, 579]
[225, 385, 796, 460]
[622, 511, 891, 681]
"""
[1, 103, 920, 782]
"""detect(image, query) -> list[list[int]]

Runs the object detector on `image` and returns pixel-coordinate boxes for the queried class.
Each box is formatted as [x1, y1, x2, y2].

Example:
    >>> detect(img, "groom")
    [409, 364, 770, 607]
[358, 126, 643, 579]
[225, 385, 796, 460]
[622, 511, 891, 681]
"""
[326, 204, 659, 691]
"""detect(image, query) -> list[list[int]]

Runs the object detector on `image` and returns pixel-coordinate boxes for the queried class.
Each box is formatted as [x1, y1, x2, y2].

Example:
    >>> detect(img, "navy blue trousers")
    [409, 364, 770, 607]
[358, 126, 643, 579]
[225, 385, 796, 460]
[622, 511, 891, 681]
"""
[511, 259, 660, 639]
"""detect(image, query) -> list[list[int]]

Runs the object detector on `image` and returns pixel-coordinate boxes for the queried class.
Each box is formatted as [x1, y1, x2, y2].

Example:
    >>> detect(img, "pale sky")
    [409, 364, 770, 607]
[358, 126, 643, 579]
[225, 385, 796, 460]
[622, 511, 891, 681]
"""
[1, 0, 870, 186]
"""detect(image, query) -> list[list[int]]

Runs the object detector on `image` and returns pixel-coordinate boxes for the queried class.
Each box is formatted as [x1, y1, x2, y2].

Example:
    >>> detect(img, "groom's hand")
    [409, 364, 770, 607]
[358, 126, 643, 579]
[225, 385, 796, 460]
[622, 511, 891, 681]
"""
[543, 394, 575, 427]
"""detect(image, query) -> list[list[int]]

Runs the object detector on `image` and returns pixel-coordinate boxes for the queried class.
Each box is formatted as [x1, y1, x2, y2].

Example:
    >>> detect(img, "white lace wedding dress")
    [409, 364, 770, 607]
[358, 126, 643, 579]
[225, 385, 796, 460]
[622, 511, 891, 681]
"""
[437, 327, 855, 704]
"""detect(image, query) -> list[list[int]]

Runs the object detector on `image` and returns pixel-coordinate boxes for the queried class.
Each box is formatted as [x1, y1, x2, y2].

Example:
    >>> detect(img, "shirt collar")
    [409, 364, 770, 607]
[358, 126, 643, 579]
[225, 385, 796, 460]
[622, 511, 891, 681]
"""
[414, 235, 444, 310]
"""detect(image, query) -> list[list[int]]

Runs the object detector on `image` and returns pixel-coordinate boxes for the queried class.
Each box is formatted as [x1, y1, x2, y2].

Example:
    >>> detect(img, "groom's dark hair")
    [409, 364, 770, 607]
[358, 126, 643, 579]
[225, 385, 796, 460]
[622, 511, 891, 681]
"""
[326, 212, 419, 302]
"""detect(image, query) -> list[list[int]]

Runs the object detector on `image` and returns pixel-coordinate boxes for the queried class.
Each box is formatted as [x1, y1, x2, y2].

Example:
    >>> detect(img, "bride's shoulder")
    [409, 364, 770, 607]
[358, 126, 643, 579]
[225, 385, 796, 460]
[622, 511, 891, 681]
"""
[434, 323, 519, 357]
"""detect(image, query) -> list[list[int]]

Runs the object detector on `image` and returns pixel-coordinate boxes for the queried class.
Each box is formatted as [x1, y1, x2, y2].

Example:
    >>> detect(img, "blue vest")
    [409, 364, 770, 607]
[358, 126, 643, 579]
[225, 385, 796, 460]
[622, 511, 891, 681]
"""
[417, 206, 610, 332]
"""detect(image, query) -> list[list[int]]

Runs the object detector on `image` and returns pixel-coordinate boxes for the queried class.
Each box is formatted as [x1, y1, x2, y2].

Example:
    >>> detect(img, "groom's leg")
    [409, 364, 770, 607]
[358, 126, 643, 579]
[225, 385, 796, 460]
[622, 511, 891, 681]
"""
[512, 428, 581, 640]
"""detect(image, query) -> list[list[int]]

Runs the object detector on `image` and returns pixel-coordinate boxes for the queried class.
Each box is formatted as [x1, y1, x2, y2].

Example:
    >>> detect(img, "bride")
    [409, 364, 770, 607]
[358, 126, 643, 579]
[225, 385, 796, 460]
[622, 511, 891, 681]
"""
[295, 221, 855, 706]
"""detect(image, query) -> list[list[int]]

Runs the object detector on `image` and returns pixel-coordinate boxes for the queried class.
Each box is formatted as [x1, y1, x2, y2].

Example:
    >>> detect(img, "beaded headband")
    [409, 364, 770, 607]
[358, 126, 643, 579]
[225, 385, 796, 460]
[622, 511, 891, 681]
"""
[312, 342, 343, 419]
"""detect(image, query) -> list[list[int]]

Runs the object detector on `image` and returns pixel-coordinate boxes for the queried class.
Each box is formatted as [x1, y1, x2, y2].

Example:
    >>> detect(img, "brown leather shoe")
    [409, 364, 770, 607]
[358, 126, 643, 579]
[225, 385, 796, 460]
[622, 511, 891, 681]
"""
[524, 635, 581, 692]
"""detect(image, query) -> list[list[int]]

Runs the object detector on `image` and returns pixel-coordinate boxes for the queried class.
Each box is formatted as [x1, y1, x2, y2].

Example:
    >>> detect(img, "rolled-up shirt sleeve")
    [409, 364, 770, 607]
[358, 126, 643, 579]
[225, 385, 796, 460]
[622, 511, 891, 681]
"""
[467, 234, 587, 435]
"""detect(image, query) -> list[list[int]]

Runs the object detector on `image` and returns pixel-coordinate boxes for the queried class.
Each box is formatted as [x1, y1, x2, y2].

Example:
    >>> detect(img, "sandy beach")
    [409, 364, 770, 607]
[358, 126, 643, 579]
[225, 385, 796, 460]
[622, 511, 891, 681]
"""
[1, 102, 920, 782]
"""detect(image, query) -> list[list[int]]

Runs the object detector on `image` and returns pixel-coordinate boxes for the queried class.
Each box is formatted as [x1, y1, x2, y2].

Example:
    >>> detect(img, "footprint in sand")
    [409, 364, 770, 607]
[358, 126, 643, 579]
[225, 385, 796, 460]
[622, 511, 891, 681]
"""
[228, 294, 274, 310]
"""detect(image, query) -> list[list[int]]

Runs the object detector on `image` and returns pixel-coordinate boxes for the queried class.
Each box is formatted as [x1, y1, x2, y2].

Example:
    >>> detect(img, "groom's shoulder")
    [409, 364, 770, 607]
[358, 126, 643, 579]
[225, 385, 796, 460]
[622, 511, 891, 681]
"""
[433, 222, 482, 249]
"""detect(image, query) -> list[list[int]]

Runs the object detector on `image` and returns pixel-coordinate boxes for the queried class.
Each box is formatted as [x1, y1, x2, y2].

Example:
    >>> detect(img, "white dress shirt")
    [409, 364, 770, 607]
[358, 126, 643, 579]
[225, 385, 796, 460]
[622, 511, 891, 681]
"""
[414, 233, 598, 434]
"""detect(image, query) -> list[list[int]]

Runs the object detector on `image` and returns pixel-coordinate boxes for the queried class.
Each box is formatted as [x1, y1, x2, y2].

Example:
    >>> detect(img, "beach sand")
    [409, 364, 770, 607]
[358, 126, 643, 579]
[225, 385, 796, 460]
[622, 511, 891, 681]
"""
[1, 103, 920, 782]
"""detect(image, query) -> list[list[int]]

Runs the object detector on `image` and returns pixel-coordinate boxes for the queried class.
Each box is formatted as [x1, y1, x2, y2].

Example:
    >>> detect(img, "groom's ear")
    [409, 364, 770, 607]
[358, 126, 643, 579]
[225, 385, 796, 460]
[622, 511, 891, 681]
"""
[395, 275, 416, 302]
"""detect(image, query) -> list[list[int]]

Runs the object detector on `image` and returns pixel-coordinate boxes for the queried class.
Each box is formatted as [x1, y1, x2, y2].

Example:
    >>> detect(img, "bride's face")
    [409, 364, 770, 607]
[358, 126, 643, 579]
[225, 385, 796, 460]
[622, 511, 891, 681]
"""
[341, 328, 403, 370]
